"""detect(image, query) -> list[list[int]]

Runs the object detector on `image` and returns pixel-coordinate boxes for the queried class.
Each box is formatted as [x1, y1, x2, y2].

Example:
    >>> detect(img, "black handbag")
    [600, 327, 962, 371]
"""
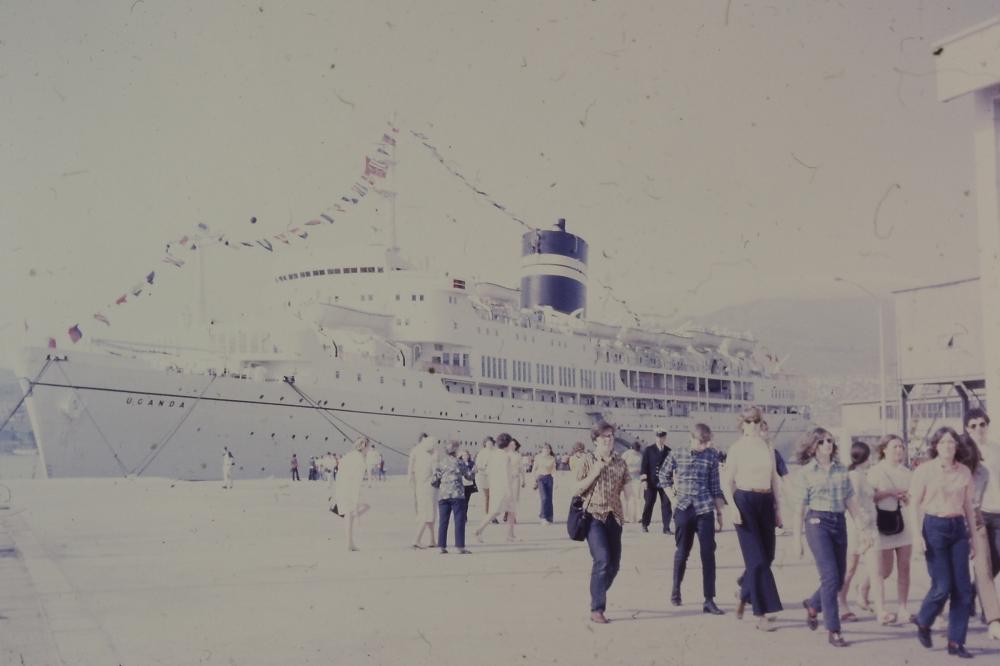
[876, 504, 904, 536]
[567, 495, 593, 541]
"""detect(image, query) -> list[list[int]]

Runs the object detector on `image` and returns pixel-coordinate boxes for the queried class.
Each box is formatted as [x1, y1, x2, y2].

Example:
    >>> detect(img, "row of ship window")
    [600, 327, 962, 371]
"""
[276, 266, 384, 281]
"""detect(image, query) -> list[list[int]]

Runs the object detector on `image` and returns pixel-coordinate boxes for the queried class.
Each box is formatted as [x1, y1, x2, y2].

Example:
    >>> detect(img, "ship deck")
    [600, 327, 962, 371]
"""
[0, 456, 995, 665]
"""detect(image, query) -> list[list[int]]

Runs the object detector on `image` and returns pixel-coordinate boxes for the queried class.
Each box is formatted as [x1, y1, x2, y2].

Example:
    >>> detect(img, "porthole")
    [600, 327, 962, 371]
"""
[259, 394, 264, 399]
[280, 396, 285, 401]
[292, 435, 296, 440]
[271, 433, 275, 438]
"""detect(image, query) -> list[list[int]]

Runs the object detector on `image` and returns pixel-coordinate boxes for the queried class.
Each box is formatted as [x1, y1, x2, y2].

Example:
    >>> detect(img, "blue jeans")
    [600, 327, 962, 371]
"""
[438, 498, 468, 549]
[918, 515, 973, 645]
[537, 474, 554, 522]
[805, 510, 847, 632]
[586, 514, 623, 612]
[673, 505, 716, 599]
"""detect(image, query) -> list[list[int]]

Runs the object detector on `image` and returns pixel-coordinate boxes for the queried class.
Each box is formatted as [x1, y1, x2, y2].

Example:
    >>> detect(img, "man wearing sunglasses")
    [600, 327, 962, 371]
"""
[963, 408, 1000, 640]
[640, 427, 673, 534]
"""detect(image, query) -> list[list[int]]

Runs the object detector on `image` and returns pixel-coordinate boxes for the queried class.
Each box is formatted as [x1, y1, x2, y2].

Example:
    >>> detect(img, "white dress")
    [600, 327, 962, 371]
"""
[846, 468, 874, 556]
[868, 460, 913, 550]
[489, 450, 514, 512]
[412, 448, 438, 523]
[334, 450, 365, 514]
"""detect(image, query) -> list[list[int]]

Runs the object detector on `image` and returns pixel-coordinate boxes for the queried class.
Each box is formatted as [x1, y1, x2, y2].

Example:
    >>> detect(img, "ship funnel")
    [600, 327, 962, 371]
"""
[520, 219, 588, 316]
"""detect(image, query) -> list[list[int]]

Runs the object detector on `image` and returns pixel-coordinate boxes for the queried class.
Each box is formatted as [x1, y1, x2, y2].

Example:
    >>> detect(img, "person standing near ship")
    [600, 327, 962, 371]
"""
[533, 443, 557, 525]
[640, 427, 673, 534]
[621, 442, 643, 523]
[408, 435, 439, 549]
[290, 454, 300, 481]
[474, 436, 495, 519]
[222, 446, 235, 489]
[331, 436, 371, 552]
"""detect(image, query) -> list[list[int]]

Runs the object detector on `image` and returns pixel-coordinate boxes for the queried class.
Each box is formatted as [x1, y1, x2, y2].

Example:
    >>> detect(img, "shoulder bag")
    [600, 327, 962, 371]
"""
[874, 467, 904, 536]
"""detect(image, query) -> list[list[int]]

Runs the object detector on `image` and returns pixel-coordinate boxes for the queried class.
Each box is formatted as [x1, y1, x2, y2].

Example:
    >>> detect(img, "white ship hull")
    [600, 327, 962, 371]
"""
[17, 346, 809, 480]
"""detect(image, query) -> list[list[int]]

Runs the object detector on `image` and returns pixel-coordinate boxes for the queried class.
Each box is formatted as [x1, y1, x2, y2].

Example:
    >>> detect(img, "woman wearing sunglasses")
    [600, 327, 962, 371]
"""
[910, 426, 977, 657]
[722, 405, 784, 631]
[794, 428, 874, 648]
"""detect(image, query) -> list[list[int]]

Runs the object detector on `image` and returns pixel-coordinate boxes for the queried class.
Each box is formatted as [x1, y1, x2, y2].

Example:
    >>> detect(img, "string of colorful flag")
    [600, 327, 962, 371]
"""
[410, 129, 647, 326]
[51, 125, 399, 347]
[410, 130, 533, 230]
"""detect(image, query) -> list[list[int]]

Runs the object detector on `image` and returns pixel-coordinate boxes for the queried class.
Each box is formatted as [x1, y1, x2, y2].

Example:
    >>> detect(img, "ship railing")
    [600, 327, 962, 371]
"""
[418, 362, 472, 377]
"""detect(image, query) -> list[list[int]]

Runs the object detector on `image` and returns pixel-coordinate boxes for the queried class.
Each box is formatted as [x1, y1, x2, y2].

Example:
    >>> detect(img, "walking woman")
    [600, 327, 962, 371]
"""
[331, 436, 371, 551]
[474, 433, 518, 542]
[432, 440, 474, 554]
[722, 406, 784, 632]
[575, 421, 632, 624]
[868, 434, 914, 624]
[911, 426, 977, 657]
[837, 441, 888, 624]
[533, 443, 557, 525]
[408, 435, 439, 549]
[794, 428, 874, 648]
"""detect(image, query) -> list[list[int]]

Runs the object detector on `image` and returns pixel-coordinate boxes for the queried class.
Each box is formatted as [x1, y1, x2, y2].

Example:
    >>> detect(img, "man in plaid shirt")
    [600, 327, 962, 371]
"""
[659, 423, 726, 615]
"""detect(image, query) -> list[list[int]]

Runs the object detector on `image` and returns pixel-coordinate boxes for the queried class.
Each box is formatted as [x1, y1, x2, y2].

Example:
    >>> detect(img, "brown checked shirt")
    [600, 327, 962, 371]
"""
[576, 453, 630, 525]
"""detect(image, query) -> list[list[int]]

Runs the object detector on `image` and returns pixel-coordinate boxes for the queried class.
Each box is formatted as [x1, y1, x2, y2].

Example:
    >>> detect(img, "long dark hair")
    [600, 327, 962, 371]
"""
[848, 441, 870, 471]
[927, 426, 962, 459]
[796, 428, 838, 465]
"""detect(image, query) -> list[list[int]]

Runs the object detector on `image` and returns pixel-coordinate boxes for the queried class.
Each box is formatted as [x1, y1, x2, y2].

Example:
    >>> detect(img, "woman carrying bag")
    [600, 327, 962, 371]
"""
[575, 421, 633, 625]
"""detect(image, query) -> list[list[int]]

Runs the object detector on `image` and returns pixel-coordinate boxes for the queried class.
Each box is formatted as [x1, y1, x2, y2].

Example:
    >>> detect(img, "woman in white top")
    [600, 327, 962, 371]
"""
[837, 441, 889, 624]
[475, 433, 518, 542]
[721, 406, 783, 631]
[867, 434, 914, 624]
[332, 436, 371, 551]
[408, 435, 440, 549]
[621, 441, 643, 523]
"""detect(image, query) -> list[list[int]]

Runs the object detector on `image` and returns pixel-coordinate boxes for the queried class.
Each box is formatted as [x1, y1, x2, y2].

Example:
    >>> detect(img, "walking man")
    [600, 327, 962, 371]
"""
[659, 423, 725, 614]
[640, 426, 673, 534]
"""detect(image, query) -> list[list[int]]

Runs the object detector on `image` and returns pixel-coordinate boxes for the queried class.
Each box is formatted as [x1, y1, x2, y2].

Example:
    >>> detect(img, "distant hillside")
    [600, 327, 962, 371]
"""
[690, 297, 894, 426]
[690, 296, 893, 378]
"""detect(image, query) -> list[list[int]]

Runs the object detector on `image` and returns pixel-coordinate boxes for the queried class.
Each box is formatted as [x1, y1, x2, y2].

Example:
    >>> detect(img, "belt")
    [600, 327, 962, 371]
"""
[737, 487, 771, 494]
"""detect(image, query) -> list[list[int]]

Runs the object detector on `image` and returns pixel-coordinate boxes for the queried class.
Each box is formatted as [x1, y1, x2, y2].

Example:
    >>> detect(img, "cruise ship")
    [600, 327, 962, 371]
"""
[15, 217, 811, 479]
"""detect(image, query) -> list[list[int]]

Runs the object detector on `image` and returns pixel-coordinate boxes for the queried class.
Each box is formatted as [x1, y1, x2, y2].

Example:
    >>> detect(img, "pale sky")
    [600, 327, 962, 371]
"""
[3, 0, 1000, 362]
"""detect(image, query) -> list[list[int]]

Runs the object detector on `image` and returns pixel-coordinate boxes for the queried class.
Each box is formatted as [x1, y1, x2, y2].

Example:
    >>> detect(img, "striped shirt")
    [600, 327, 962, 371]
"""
[796, 460, 854, 513]
[658, 446, 723, 515]
[576, 453, 630, 525]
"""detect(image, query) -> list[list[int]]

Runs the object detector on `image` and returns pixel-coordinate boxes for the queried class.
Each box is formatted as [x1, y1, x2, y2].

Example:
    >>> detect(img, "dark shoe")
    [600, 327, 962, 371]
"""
[828, 632, 848, 648]
[670, 592, 682, 606]
[948, 643, 973, 658]
[329, 505, 343, 517]
[803, 599, 818, 631]
[642, 525, 649, 533]
[663, 527, 673, 535]
[736, 599, 747, 620]
[590, 611, 609, 624]
[914, 619, 932, 649]
[439, 548, 448, 554]
[703, 599, 724, 615]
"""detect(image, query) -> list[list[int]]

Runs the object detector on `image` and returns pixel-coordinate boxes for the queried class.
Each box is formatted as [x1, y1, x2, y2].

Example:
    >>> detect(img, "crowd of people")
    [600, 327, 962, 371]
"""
[219, 404, 1000, 656]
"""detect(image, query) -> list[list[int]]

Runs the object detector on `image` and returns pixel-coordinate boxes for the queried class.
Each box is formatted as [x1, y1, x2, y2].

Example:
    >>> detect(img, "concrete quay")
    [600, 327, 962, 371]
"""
[0, 471, 997, 665]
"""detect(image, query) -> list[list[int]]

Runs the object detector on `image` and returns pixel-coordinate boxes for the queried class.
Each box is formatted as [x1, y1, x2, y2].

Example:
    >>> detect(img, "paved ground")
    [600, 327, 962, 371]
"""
[1, 467, 999, 665]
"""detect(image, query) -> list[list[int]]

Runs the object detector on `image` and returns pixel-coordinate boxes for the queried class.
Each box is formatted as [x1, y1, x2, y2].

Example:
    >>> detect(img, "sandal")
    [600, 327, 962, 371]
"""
[878, 611, 897, 625]
[857, 600, 873, 613]
[840, 612, 858, 622]
[803, 599, 819, 631]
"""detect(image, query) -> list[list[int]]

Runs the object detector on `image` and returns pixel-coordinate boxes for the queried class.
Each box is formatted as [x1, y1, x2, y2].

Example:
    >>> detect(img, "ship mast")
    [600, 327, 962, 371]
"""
[383, 119, 401, 271]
